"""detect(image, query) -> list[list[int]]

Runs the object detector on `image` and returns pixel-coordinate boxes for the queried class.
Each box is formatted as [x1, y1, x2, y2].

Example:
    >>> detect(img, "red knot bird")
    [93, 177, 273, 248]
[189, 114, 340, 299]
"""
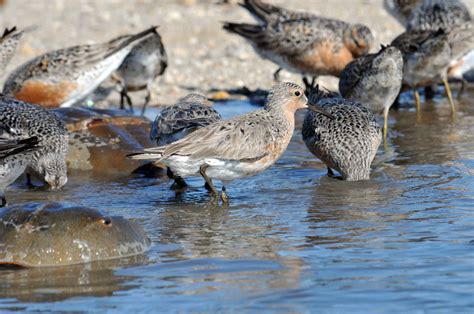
[0, 26, 26, 71]
[0, 94, 68, 206]
[149, 93, 221, 189]
[302, 85, 382, 181]
[339, 45, 403, 139]
[114, 30, 168, 115]
[129, 82, 334, 205]
[2, 26, 159, 108]
[391, 28, 462, 115]
[223, 0, 374, 91]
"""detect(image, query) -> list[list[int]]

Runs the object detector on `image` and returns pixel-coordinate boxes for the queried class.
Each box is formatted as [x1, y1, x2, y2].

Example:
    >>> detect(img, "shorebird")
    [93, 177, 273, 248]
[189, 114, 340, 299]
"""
[385, 0, 473, 91]
[384, 0, 470, 30]
[302, 85, 382, 181]
[2, 26, 159, 108]
[0, 27, 26, 71]
[114, 30, 168, 115]
[223, 0, 374, 90]
[129, 82, 334, 205]
[391, 29, 456, 115]
[149, 93, 221, 189]
[0, 94, 68, 206]
[339, 45, 403, 139]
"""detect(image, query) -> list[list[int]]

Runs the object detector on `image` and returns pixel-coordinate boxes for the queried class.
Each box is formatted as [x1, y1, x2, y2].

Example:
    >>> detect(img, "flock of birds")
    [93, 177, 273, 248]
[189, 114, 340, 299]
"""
[0, 0, 473, 206]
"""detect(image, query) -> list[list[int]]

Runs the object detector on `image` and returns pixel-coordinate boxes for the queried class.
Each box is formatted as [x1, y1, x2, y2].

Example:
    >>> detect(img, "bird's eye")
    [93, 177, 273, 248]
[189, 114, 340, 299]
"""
[100, 217, 112, 226]
[294, 91, 301, 97]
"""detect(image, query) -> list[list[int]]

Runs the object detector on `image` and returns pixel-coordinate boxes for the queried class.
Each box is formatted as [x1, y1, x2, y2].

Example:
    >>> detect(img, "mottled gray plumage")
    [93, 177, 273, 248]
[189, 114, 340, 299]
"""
[407, 0, 471, 31]
[150, 94, 221, 147]
[223, 0, 373, 82]
[302, 87, 382, 181]
[2, 26, 158, 108]
[339, 45, 403, 138]
[114, 30, 168, 114]
[0, 27, 25, 72]
[130, 82, 331, 204]
[0, 95, 68, 205]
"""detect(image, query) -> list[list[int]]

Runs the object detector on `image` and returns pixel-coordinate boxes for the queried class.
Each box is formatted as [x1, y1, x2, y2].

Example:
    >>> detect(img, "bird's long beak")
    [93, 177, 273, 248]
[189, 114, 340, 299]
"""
[307, 101, 336, 120]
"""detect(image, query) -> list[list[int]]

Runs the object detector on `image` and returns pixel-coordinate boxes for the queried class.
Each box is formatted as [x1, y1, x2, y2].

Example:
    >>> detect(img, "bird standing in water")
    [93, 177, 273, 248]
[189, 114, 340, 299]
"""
[0, 95, 68, 206]
[129, 82, 334, 205]
[149, 93, 221, 189]
[302, 86, 382, 181]
[339, 45, 403, 139]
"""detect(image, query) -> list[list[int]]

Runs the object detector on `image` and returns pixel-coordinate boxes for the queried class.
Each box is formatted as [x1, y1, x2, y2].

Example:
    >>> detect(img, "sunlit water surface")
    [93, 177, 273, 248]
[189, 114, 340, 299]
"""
[1, 93, 474, 312]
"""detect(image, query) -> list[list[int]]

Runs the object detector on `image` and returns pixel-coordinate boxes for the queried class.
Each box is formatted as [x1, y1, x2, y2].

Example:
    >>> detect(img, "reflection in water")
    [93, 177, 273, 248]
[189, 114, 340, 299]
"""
[0, 256, 147, 303]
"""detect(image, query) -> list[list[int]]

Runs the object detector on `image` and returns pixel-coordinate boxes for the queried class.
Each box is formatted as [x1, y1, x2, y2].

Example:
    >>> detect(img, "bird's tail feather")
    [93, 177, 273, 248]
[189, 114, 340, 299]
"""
[239, 0, 275, 24]
[222, 22, 263, 39]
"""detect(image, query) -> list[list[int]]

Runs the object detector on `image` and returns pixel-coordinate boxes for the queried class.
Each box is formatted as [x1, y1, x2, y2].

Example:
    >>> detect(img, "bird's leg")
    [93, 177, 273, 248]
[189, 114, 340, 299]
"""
[220, 186, 230, 206]
[120, 88, 134, 113]
[200, 164, 218, 204]
[166, 167, 174, 179]
[26, 173, 34, 187]
[327, 167, 336, 178]
[414, 89, 421, 121]
[273, 68, 282, 82]
[167, 167, 187, 190]
[0, 192, 6, 208]
[140, 83, 152, 116]
[457, 79, 466, 99]
[443, 79, 456, 117]
[383, 105, 390, 140]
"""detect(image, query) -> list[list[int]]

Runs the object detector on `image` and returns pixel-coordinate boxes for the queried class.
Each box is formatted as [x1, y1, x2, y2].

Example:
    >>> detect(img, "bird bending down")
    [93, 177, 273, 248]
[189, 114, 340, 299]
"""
[391, 29, 455, 116]
[223, 0, 373, 92]
[129, 82, 334, 205]
[149, 93, 222, 189]
[2, 26, 159, 108]
[302, 86, 382, 181]
[0, 95, 69, 206]
[114, 29, 168, 115]
[339, 45, 403, 139]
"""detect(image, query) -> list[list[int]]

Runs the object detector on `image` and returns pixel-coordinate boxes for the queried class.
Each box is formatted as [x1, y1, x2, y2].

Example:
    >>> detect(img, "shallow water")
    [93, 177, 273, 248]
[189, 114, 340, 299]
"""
[1, 92, 474, 312]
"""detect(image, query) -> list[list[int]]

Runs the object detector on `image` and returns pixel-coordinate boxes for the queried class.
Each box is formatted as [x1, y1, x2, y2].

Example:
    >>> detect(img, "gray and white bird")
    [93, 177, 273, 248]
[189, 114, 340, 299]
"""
[149, 93, 221, 188]
[0, 94, 69, 206]
[0, 27, 26, 72]
[114, 30, 168, 115]
[223, 0, 374, 90]
[129, 82, 334, 205]
[2, 26, 159, 108]
[302, 86, 382, 181]
[339, 45, 403, 139]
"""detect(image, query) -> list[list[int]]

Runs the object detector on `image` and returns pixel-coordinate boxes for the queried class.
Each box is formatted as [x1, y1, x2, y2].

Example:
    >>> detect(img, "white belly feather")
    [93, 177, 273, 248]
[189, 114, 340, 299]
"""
[163, 155, 274, 181]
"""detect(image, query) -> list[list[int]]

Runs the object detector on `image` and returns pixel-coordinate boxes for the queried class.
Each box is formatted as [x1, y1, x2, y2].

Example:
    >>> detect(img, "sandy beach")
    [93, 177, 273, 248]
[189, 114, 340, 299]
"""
[0, 0, 472, 106]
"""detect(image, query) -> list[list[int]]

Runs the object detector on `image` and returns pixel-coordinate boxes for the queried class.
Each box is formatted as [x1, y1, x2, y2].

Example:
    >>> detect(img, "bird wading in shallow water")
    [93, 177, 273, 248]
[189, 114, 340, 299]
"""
[302, 85, 382, 181]
[0, 95, 68, 206]
[129, 82, 335, 205]
[223, 0, 374, 92]
[113, 29, 168, 115]
[2, 26, 159, 108]
[149, 93, 221, 190]
[339, 45, 403, 139]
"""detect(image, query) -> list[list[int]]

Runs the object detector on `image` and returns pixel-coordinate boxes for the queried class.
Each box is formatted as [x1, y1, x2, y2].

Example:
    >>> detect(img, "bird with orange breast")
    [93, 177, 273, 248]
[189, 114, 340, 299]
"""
[2, 27, 158, 108]
[223, 0, 374, 91]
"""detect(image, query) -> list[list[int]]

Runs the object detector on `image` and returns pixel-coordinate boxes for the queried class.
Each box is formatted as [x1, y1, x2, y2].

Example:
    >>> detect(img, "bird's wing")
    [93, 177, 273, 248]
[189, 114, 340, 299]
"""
[0, 136, 39, 159]
[0, 27, 24, 71]
[338, 53, 374, 96]
[143, 110, 275, 162]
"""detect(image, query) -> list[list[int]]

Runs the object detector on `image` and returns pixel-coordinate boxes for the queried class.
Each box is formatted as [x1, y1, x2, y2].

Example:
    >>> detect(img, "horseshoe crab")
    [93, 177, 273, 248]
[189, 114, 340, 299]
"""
[52, 107, 164, 176]
[0, 203, 151, 267]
